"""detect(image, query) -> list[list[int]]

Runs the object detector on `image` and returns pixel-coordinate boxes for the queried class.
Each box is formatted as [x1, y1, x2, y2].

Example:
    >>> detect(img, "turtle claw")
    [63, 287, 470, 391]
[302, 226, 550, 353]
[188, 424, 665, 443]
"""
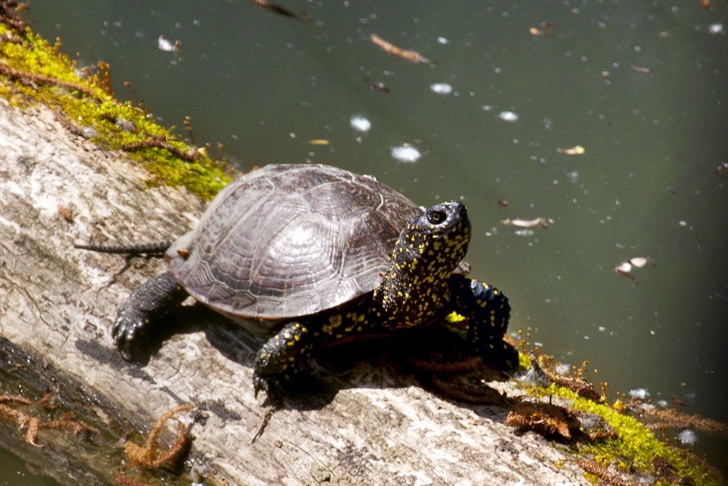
[109, 272, 189, 361]
[253, 373, 267, 399]
[111, 307, 148, 361]
[253, 373, 288, 403]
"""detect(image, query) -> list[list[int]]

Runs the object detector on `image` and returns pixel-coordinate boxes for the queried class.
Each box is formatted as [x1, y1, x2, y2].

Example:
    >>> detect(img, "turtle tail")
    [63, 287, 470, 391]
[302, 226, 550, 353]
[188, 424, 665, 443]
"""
[74, 241, 172, 257]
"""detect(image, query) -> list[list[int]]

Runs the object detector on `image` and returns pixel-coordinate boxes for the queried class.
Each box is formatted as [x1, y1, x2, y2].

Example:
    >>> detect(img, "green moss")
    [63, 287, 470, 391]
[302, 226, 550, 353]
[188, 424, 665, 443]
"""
[0, 23, 232, 200]
[541, 382, 723, 486]
[517, 350, 532, 371]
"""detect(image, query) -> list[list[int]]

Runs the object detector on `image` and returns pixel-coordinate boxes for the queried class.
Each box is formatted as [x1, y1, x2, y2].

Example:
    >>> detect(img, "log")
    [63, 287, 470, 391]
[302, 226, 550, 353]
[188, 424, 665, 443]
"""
[0, 99, 593, 484]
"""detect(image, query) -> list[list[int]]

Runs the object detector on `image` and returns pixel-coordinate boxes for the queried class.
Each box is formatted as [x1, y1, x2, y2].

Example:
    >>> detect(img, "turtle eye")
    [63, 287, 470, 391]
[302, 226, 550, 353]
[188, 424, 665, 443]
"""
[427, 208, 447, 225]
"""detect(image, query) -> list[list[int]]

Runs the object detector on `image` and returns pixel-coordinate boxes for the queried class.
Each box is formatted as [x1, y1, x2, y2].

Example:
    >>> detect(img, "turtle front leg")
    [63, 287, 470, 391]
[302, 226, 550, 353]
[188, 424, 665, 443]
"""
[113, 271, 189, 360]
[443, 274, 518, 370]
[253, 321, 318, 397]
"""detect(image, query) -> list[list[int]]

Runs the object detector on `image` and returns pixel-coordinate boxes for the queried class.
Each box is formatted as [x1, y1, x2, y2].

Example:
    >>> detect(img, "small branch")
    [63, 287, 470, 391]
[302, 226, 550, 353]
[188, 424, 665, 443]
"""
[0, 63, 98, 97]
[121, 138, 200, 162]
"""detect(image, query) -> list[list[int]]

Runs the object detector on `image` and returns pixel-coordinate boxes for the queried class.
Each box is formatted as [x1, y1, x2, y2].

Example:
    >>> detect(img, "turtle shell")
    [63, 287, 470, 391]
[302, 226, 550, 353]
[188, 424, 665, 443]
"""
[166, 164, 467, 329]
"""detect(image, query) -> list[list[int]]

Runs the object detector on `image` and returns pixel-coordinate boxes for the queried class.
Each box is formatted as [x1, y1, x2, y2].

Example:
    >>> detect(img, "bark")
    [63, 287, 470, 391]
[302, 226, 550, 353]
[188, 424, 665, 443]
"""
[0, 99, 591, 485]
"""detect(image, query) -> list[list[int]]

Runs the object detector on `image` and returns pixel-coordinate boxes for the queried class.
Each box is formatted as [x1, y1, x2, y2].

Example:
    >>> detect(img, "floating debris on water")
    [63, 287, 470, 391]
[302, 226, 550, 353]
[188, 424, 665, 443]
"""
[557, 145, 585, 155]
[391, 144, 422, 163]
[370, 33, 430, 63]
[350, 115, 371, 132]
[529, 23, 553, 36]
[714, 162, 728, 178]
[501, 217, 554, 229]
[309, 139, 330, 145]
[364, 78, 391, 93]
[708, 23, 724, 35]
[250, 0, 308, 21]
[615, 256, 653, 280]
[629, 388, 650, 400]
[430, 83, 453, 95]
[631, 65, 652, 74]
[157, 35, 181, 53]
[499, 111, 519, 122]
[677, 429, 697, 445]
[437, 36, 448, 45]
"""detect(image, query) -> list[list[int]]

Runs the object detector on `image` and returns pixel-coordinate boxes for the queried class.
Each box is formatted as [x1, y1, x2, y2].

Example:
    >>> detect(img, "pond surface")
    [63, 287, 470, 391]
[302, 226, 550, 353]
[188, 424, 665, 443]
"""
[7, 0, 728, 482]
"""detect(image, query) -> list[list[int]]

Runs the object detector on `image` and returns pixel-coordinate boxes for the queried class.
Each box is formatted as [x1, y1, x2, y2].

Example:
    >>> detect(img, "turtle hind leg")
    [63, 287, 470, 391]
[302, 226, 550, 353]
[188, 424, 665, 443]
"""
[113, 271, 189, 360]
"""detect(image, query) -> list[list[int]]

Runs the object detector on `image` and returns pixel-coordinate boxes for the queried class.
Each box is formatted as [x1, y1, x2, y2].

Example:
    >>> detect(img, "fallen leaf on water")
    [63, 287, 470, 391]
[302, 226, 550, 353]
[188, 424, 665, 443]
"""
[370, 33, 430, 64]
[250, 0, 308, 21]
[557, 145, 585, 155]
[631, 65, 652, 74]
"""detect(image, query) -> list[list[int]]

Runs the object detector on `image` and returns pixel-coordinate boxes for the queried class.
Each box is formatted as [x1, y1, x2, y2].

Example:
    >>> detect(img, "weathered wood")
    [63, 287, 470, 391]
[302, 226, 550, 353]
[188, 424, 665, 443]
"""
[0, 99, 590, 485]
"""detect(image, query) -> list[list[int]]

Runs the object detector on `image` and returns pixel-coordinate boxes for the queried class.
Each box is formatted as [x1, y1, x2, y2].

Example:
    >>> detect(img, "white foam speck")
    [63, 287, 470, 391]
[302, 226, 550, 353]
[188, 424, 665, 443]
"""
[628, 388, 650, 400]
[391, 145, 422, 163]
[350, 115, 371, 132]
[430, 83, 453, 95]
[678, 429, 697, 445]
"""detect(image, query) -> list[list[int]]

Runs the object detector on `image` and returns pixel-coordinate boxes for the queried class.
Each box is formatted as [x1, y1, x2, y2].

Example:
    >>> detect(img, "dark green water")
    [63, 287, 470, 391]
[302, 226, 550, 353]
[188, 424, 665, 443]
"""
[4, 1, 727, 482]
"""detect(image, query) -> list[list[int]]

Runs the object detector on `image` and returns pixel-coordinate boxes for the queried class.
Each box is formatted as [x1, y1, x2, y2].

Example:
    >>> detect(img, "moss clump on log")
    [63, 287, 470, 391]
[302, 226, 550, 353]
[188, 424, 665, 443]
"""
[0, 13, 232, 200]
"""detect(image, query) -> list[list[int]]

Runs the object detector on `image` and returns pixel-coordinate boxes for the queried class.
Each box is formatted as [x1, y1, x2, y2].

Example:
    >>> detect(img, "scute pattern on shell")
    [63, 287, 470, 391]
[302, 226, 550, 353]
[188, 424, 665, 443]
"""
[166, 164, 423, 320]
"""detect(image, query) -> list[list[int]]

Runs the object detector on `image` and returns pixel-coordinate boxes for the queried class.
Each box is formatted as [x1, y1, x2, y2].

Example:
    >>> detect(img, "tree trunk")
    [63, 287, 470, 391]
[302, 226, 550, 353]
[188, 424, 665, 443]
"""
[0, 99, 590, 485]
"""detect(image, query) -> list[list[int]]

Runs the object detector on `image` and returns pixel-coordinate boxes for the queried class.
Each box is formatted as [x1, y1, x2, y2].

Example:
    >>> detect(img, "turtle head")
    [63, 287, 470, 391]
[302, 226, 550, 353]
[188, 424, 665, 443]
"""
[405, 201, 471, 265]
[374, 201, 471, 324]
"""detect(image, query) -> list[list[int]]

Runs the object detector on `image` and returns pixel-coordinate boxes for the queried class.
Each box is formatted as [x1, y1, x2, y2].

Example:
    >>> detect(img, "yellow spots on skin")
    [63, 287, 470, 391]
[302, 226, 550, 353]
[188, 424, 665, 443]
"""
[329, 314, 342, 328]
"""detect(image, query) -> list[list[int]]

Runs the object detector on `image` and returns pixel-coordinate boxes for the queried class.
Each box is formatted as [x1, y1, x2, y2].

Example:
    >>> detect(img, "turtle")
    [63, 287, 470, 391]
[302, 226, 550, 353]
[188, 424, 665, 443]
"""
[81, 164, 517, 395]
